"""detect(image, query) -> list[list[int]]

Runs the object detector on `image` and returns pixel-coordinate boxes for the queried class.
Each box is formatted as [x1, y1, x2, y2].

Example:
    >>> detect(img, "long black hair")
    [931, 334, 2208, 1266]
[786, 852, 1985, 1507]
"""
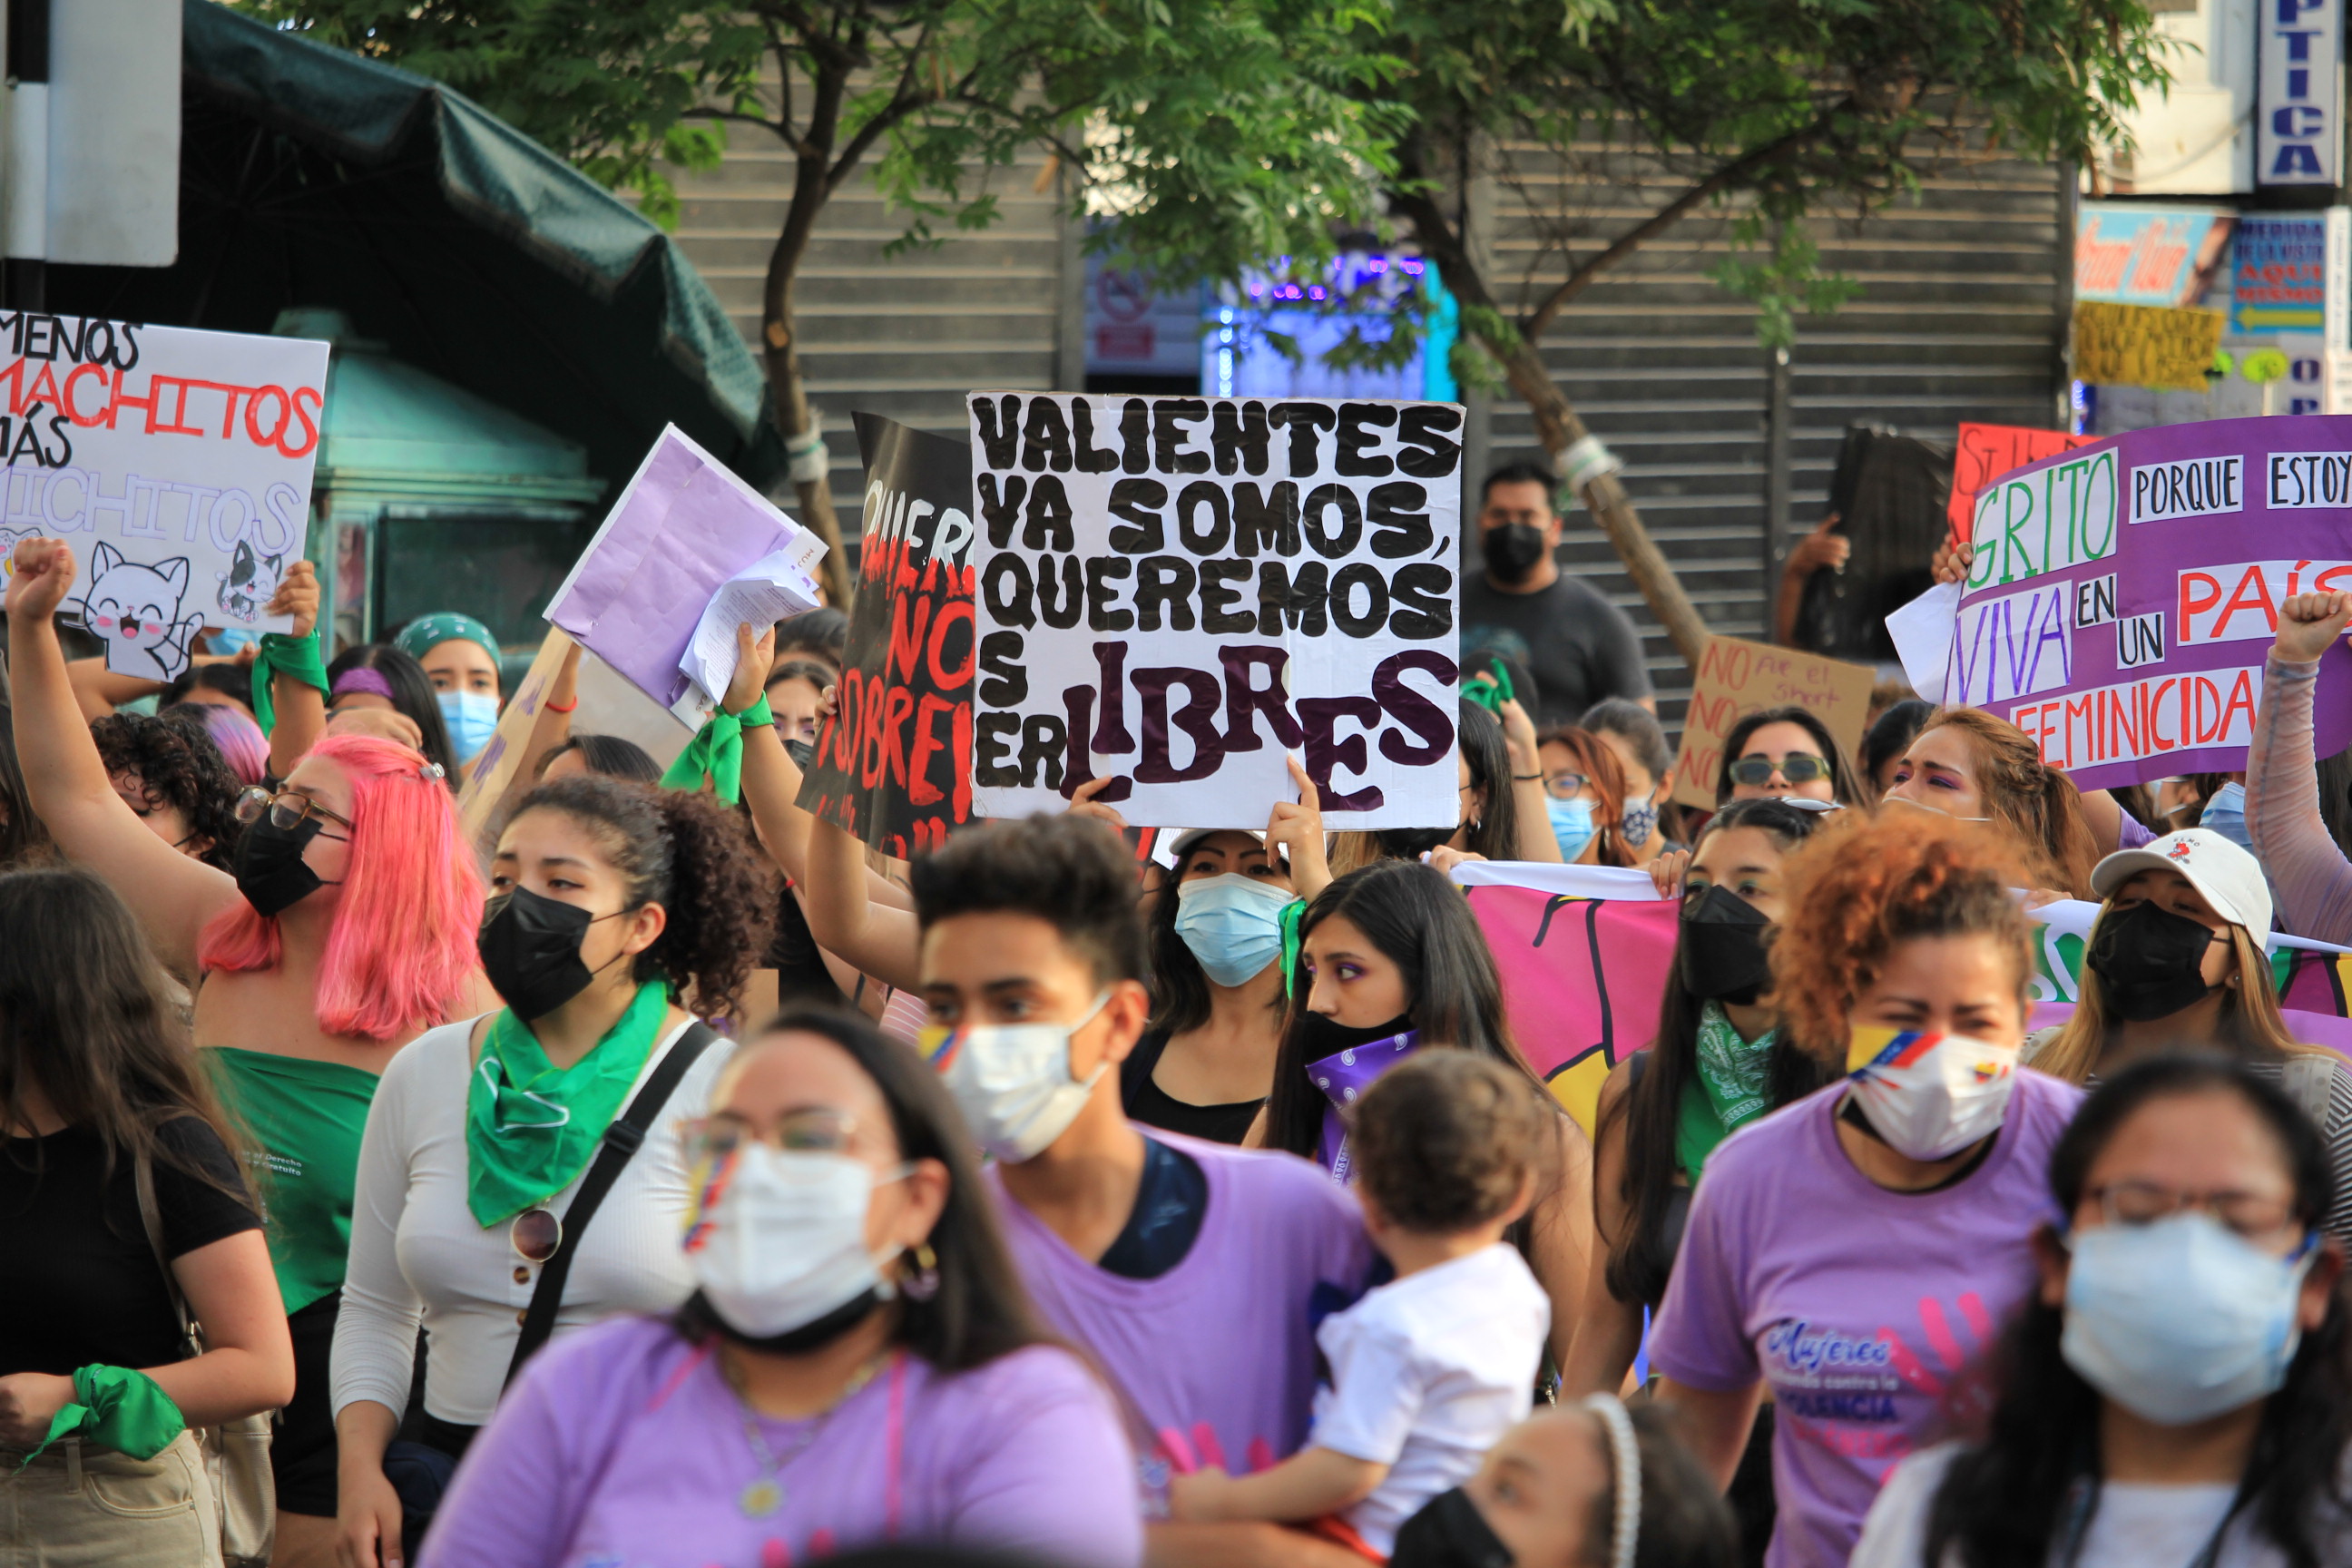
[1261, 858, 1534, 1158]
[1924, 1056, 2352, 1568]
[327, 642, 459, 786]
[535, 732, 661, 785]
[0, 706, 53, 868]
[676, 1007, 1052, 1372]
[1600, 799, 1834, 1308]
[1715, 705, 1865, 806]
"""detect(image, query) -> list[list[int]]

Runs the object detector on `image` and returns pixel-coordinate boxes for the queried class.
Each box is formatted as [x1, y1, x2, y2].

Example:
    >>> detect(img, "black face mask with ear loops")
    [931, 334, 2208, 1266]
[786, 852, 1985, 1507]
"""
[477, 887, 630, 1019]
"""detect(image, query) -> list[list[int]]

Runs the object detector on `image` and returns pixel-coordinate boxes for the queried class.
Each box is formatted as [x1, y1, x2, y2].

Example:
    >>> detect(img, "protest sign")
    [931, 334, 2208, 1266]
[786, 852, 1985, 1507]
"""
[1454, 861, 2352, 1137]
[1943, 413, 2352, 788]
[967, 392, 1465, 828]
[1668, 635, 1876, 809]
[454, 626, 574, 848]
[1947, 423, 2098, 547]
[545, 425, 826, 725]
[0, 312, 328, 680]
[799, 413, 977, 857]
[2073, 300, 2227, 391]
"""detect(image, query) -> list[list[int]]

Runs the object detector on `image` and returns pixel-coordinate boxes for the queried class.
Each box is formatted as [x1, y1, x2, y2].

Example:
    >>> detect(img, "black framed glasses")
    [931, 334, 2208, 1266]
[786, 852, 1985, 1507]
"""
[234, 786, 354, 834]
[1729, 754, 1829, 788]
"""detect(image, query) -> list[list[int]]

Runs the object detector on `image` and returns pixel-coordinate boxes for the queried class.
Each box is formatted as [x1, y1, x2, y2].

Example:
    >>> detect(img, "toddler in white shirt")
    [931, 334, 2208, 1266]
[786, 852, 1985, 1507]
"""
[1169, 1051, 1553, 1557]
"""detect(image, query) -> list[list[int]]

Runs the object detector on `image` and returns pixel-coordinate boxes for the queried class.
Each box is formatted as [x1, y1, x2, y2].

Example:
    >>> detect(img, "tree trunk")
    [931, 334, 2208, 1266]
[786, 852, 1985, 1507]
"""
[763, 284, 855, 609]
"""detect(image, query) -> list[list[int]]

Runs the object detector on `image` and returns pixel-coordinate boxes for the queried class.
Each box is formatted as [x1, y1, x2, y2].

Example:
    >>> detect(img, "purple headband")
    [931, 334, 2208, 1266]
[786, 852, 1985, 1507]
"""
[331, 668, 397, 703]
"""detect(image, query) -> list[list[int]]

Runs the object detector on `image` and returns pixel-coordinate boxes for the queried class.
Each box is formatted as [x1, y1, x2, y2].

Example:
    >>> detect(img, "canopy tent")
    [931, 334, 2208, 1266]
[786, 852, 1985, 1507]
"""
[42, 0, 782, 497]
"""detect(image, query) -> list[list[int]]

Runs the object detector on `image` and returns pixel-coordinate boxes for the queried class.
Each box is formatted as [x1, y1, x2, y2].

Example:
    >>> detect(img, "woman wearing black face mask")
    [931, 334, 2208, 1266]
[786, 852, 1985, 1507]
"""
[2034, 828, 2352, 1244]
[331, 775, 779, 1568]
[1254, 860, 1596, 1369]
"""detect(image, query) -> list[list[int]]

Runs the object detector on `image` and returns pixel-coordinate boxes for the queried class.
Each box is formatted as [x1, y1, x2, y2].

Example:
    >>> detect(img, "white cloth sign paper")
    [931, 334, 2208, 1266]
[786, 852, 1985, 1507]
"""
[967, 393, 1464, 828]
[0, 313, 328, 680]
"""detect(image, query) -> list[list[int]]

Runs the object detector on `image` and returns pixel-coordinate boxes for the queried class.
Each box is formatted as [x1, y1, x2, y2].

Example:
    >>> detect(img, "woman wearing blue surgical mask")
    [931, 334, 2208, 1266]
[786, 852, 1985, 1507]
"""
[1853, 1054, 2352, 1568]
[397, 612, 505, 771]
[1537, 726, 1638, 867]
[1121, 829, 1298, 1145]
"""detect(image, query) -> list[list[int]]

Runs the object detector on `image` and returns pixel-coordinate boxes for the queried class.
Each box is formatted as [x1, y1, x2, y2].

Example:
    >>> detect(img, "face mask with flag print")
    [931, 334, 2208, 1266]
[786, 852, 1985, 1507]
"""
[1845, 1024, 2020, 1162]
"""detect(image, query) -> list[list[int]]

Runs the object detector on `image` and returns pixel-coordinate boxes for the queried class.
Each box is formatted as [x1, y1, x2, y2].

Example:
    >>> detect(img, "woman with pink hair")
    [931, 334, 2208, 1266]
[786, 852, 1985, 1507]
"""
[173, 698, 272, 788]
[7, 535, 492, 1568]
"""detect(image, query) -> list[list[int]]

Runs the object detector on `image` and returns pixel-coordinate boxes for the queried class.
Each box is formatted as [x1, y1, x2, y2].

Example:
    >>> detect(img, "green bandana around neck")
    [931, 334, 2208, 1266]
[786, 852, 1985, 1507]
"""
[465, 979, 671, 1227]
[1673, 1000, 1778, 1182]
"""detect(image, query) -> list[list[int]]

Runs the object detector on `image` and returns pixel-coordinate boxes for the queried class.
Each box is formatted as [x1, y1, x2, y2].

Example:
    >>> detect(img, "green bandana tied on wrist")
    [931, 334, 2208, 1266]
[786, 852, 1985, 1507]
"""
[659, 693, 772, 806]
[16, 1367, 185, 1467]
[466, 979, 671, 1227]
[1674, 1001, 1778, 1182]
[250, 629, 328, 735]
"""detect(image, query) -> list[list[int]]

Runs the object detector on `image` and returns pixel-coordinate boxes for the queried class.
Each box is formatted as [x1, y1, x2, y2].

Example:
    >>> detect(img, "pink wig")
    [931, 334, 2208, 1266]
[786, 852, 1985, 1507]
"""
[187, 701, 270, 787]
[198, 735, 483, 1041]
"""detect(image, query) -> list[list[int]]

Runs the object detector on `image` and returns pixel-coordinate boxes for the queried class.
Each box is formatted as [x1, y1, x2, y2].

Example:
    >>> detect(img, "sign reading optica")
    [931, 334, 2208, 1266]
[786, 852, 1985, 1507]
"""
[1952, 415, 2352, 788]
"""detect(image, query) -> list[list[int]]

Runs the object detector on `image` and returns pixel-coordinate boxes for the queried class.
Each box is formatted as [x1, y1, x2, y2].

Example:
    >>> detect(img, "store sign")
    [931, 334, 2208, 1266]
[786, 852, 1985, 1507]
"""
[2259, 0, 2342, 187]
[2074, 204, 2235, 308]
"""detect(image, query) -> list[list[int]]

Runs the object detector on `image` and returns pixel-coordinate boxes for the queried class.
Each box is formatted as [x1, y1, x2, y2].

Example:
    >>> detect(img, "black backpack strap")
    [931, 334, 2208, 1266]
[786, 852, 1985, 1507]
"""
[504, 1020, 721, 1388]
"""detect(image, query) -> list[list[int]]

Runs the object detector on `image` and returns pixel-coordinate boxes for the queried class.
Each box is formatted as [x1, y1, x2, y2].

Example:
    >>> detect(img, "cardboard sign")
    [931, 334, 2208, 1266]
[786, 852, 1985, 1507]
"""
[544, 425, 825, 723]
[2073, 300, 2227, 392]
[0, 312, 328, 681]
[1668, 635, 1876, 809]
[1942, 413, 2352, 788]
[1947, 423, 2098, 547]
[455, 626, 574, 848]
[966, 392, 1464, 828]
[798, 414, 977, 856]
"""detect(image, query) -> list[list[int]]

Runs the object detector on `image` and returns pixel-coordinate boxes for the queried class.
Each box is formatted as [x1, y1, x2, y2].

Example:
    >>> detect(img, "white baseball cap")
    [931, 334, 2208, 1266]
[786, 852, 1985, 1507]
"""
[1160, 827, 1279, 870]
[2089, 828, 2273, 937]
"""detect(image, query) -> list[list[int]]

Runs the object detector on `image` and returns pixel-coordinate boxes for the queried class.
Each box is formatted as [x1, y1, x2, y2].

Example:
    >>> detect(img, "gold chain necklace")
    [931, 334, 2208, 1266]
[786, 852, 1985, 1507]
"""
[720, 1347, 888, 1519]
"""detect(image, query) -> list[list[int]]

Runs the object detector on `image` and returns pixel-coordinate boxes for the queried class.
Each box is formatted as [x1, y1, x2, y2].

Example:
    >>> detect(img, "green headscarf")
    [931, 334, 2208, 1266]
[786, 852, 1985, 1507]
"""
[396, 612, 501, 668]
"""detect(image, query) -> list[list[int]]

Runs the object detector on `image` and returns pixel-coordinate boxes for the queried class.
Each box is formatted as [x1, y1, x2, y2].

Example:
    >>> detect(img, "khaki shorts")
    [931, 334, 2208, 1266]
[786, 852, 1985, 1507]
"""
[0, 1431, 220, 1567]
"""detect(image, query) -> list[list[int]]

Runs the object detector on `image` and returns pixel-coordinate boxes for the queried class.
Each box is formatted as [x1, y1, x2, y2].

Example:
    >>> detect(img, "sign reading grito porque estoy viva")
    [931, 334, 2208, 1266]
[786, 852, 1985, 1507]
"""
[1947, 414, 2352, 789]
[967, 392, 1465, 828]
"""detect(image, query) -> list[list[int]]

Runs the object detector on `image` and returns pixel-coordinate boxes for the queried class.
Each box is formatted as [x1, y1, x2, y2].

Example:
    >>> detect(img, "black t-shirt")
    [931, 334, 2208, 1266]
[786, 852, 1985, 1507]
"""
[1097, 1135, 1207, 1281]
[1119, 1030, 1265, 1147]
[1, 1118, 260, 1376]
[1461, 572, 1653, 729]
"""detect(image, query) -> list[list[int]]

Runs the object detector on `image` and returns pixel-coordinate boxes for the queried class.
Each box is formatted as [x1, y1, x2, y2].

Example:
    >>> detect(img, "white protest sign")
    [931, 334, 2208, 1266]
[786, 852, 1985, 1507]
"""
[0, 313, 328, 681]
[968, 393, 1464, 828]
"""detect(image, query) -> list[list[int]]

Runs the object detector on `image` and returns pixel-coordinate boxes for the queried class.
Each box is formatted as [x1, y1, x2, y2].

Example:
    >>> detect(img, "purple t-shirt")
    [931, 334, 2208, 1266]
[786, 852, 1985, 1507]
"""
[1649, 1071, 2082, 1568]
[989, 1132, 1377, 1500]
[421, 1316, 1142, 1568]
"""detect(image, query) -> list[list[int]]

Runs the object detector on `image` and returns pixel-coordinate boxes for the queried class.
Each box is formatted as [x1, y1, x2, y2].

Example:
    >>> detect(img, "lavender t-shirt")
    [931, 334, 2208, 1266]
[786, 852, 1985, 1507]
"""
[422, 1316, 1142, 1568]
[989, 1132, 1377, 1500]
[1649, 1071, 2082, 1568]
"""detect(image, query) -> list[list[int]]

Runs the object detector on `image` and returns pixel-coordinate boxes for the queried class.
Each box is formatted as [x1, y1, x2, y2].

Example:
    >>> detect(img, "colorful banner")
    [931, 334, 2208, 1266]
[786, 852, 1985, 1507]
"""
[1455, 863, 2352, 1134]
[2074, 205, 2234, 309]
[0, 312, 328, 681]
[798, 414, 977, 857]
[967, 392, 1464, 828]
[1945, 413, 2352, 789]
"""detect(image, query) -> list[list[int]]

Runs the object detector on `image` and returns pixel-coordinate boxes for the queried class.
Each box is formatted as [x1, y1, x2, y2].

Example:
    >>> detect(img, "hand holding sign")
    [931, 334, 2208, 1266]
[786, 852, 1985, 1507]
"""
[2276, 592, 2352, 663]
[267, 558, 320, 641]
[1265, 756, 1334, 899]
[723, 622, 777, 717]
[6, 537, 75, 621]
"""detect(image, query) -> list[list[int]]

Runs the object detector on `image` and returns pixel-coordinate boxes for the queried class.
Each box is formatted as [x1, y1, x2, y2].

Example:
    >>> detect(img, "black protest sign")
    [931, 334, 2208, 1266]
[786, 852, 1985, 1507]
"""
[967, 394, 1464, 828]
[796, 413, 975, 855]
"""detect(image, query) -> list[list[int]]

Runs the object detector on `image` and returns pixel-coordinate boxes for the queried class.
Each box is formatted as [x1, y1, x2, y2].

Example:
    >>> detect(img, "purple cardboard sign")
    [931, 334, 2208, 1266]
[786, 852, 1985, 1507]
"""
[544, 425, 813, 714]
[1951, 413, 2352, 789]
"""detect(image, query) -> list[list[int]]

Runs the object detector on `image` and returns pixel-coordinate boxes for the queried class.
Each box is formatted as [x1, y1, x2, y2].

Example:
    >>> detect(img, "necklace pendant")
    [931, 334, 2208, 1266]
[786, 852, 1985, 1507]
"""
[740, 1478, 783, 1518]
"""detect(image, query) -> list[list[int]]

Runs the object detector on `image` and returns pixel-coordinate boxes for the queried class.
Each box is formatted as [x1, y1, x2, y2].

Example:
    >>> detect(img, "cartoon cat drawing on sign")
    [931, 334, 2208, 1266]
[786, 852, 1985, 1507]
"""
[71, 544, 208, 681]
[215, 539, 287, 622]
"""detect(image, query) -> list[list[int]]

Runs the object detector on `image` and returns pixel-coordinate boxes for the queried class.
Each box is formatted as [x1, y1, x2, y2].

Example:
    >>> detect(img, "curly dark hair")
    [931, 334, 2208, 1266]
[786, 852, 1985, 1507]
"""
[90, 709, 246, 872]
[1355, 1051, 1553, 1233]
[506, 775, 779, 1019]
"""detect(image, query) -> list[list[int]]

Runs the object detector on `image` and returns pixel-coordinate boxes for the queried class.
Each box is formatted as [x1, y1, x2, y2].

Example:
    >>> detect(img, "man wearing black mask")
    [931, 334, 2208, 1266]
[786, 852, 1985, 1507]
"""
[1461, 463, 1654, 730]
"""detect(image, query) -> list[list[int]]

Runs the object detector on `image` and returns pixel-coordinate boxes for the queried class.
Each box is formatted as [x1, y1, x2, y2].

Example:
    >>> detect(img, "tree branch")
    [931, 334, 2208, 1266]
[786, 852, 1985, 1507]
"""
[682, 106, 789, 140]
[1519, 100, 1852, 340]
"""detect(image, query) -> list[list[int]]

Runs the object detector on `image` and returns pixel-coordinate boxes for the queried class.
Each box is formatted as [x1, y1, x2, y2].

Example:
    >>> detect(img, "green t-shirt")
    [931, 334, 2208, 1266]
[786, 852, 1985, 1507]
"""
[202, 1047, 378, 1313]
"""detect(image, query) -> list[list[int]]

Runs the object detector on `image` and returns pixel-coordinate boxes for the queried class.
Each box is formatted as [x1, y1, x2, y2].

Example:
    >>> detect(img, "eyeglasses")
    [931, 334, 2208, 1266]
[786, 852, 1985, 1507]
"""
[2085, 1179, 2304, 1245]
[1730, 754, 1829, 788]
[682, 1107, 862, 1166]
[1544, 773, 1592, 800]
[234, 786, 353, 835]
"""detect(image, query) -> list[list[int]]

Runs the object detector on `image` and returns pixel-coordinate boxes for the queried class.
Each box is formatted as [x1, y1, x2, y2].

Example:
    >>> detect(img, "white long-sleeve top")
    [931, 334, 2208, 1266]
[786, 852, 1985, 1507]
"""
[331, 1014, 730, 1426]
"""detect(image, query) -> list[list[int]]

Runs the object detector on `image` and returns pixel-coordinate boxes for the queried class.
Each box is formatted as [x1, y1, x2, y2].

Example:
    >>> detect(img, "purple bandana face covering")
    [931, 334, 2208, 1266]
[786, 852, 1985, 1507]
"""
[1307, 1031, 1421, 1182]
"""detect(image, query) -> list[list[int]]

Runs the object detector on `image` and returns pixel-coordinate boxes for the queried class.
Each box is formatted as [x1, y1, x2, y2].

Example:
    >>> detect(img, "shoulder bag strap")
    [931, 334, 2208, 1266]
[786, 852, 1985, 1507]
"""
[503, 1021, 720, 1388]
[133, 1149, 201, 1356]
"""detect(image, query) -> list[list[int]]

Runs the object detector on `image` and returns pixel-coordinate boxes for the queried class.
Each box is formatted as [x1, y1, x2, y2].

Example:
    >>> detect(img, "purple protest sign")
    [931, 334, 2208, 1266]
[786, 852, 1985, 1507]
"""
[1307, 1030, 1420, 1183]
[1949, 413, 2352, 789]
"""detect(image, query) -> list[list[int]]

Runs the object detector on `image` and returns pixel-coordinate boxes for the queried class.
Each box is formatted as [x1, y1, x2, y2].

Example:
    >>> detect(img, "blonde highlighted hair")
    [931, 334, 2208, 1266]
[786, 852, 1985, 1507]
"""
[2032, 914, 2312, 1083]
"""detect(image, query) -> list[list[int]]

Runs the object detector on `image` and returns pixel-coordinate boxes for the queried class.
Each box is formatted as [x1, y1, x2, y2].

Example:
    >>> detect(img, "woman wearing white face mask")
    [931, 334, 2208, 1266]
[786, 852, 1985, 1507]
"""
[1853, 1054, 2352, 1568]
[1650, 811, 2086, 1568]
[422, 1009, 1142, 1568]
[1122, 828, 1299, 1144]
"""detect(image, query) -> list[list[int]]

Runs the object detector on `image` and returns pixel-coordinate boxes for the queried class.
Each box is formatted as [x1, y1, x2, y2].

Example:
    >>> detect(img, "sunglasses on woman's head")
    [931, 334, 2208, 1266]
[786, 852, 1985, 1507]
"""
[1730, 754, 1828, 787]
